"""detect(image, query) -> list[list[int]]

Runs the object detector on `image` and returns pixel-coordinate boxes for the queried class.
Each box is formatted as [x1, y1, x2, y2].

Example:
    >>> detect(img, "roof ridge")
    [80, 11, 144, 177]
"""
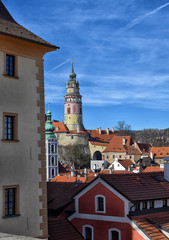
[0, 1, 16, 23]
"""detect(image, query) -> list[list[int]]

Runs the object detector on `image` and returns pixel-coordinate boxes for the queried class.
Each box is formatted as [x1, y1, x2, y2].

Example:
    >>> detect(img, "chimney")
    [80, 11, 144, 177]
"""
[150, 151, 153, 159]
[164, 157, 169, 182]
[99, 127, 101, 134]
[109, 169, 112, 174]
[71, 171, 74, 177]
[106, 128, 109, 135]
[122, 137, 126, 145]
[112, 127, 114, 133]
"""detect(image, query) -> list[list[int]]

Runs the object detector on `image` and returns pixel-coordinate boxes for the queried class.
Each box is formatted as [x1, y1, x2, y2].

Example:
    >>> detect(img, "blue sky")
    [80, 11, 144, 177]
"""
[5, 0, 169, 130]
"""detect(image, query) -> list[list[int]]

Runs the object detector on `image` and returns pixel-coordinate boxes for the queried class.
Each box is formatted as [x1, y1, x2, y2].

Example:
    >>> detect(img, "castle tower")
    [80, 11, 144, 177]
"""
[45, 105, 58, 181]
[64, 64, 84, 131]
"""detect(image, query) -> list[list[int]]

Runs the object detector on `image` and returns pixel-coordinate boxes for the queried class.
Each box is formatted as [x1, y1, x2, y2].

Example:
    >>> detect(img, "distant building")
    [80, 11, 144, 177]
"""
[0, 1, 58, 238]
[150, 146, 169, 164]
[45, 105, 58, 181]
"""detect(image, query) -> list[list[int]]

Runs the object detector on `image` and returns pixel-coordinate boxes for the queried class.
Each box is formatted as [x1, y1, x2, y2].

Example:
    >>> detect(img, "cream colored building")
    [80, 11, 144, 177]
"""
[0, 2, 58, 238]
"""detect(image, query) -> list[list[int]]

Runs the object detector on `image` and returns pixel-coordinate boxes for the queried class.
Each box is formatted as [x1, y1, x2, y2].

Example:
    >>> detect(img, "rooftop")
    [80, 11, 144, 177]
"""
[100, 171, 169, 202]
[0, 0, 58, 49]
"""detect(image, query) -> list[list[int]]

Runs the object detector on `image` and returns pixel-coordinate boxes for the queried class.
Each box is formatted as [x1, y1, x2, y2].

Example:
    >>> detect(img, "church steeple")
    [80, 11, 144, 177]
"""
[45, 104, 56, 140]
[64, 64, 84, 131]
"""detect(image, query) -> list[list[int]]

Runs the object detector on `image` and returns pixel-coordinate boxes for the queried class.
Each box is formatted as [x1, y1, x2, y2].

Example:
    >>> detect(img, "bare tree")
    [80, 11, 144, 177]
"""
[115, 120, 132, 136]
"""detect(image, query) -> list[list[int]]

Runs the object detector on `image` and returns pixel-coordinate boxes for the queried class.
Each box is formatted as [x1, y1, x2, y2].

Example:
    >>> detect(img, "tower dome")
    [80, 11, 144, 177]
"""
[45, 104, 56, 140]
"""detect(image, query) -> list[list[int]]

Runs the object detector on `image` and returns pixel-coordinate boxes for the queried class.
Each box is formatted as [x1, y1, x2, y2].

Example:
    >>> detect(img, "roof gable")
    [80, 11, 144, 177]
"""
[0, 1, 58, 49]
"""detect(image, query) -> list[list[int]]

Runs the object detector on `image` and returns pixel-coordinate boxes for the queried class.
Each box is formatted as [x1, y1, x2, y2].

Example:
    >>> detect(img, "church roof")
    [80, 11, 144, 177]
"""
[0, 1, 58, 49]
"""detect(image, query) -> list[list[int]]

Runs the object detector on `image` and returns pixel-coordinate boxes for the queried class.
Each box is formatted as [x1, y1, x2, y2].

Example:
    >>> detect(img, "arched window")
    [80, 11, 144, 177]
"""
[93, 151, 102, 160]
[83, 225, 93, 240]
[51, 157, 55, 166]
[51, 169, 55, 178]
[95, 195, 106, 213]
[51, 145, 54, 153]
[109, 229, 121, 240]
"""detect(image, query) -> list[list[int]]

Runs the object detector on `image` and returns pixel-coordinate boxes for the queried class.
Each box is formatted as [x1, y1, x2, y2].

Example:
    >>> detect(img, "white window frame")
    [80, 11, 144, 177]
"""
[83, 225, 94, 240]
[95, 194, 106, 213]
[109, 228, 121, 240]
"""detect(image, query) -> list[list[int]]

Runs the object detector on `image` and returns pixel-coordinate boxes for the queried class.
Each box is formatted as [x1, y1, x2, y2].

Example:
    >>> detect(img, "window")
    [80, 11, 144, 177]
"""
[95, 195, 106, 213]
[71, 136, 74, 139]
[6, 54, 15, 76]
[51, 169, 55, 178]
[3, 185, 19, 217]
[83, 225, 93, 240]
[51, 157, 55, 166]
[163, 199, 167, 207]
[51, 145, 54, 153]
[3, 113, 18, 142]
[135, 202, 140, 210]
[67, 108, 70, 114]
[109, 229, 121, 240]
[119, 155, 121, 158]
[150, 201, 154, 209]
[5, 116, 13, 140]
[142, 201, 147, 209]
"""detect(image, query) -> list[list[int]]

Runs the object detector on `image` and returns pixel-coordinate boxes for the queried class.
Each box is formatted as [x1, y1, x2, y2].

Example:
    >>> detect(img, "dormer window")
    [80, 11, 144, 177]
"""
[150, 201, 154, 209]
[95, 195, 106, 213]
[142, 201, 147, 209]
[163, 199, 167, 207]
[135, 202, 140, 210]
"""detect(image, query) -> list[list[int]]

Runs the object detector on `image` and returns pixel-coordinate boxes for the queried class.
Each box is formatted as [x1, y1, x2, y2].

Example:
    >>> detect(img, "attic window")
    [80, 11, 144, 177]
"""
[56, 127, 60, 131]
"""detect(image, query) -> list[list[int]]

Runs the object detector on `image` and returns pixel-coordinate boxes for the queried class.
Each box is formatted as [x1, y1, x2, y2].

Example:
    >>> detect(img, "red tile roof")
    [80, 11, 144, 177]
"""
[118, 159, 134, 169]
[48, 218, 83, 240]
[89, 141, 108, 146]
[53, 121, 69, 133]
[103, 136, 133, 153]
[150, 147, 169, 158]
[86, 129, 117, 143]
[100, 172, 169, 202]
[131, 211, 169, 240]
[51, 176, 87, 183]
[143, 166, 164, 173]
[126, 146, 141, 155]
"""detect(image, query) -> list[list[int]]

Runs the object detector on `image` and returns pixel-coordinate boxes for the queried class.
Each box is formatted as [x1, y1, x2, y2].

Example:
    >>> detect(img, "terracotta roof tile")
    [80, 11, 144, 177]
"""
[48, 218, 83, 240]
[51, 176, 87, 183]
[89, 141, 108, 146]
[53, 121, 69, 132]
[131, 211, 169, 240]
[103, 136, 133, 153]
[150, 147, 169, 158]
[126, 146, 141, 155]
[119, 159, 134, 169]
[86, 129, 117, 143]
[100, 172, 169, 201]
[143, 166, 164, 173]
[0, 1, 58, 49]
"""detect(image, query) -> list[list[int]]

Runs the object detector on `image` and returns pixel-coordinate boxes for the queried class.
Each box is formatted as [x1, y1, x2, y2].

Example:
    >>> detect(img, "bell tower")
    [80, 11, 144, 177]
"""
[64, 63, 84, 131]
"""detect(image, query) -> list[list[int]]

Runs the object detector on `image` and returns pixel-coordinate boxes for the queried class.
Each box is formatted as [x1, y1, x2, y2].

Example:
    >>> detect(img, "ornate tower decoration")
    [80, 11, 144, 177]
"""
[45, 104, 58, 181]
[64, 62, 84, 131]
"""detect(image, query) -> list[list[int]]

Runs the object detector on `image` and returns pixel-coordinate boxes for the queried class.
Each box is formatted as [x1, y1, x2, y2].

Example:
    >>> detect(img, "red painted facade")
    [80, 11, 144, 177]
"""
[71, 218, 144, 240]
[79, 182, 124, 217]
[71, 181, 146, 240]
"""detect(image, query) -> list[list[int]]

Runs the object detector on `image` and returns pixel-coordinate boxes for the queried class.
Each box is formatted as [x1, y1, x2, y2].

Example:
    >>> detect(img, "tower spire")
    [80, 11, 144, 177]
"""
[45, 104, 56, 140]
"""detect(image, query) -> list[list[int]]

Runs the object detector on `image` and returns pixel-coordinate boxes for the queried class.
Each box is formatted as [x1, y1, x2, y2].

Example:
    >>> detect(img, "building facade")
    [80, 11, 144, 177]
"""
[64, 64, 84, 132]
[0, 1, 58, 238]
[45, 106, 58, 181]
